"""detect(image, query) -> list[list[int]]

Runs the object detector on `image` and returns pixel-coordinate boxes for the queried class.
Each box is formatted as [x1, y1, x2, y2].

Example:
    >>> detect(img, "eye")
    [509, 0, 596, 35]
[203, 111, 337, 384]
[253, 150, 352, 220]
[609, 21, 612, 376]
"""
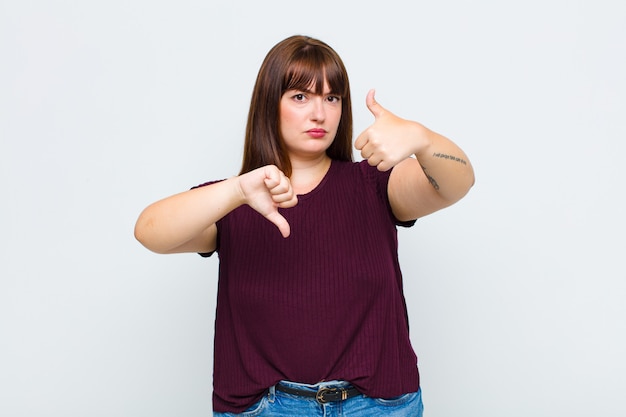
[292, 93, 307, 102]
[327, 95, 341, 103]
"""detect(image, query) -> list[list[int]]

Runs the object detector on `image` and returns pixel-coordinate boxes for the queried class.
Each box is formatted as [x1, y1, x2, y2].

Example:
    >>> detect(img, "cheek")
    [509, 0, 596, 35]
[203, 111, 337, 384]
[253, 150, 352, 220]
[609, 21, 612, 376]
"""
[278, 111, 297, 140]
[331, 109, 342, 130]
[279, 105, 296, 128]
[279, 115, 292, 136]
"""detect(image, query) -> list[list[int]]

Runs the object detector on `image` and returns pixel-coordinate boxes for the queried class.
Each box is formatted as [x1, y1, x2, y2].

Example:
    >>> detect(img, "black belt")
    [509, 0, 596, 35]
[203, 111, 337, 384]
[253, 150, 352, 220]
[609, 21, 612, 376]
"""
[276, 383, 362, 404]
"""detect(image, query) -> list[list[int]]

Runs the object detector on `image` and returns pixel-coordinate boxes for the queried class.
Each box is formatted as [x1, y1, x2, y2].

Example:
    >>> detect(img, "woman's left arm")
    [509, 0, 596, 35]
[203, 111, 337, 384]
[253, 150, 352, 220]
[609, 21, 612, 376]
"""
[355, 90, 475, 221]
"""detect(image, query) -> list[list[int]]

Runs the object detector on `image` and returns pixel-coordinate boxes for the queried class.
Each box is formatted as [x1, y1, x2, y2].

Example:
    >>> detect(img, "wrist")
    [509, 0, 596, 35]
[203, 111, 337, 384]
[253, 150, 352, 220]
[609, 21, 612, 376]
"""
[227, 175, 249, 207]
[411, 122, 434, 159]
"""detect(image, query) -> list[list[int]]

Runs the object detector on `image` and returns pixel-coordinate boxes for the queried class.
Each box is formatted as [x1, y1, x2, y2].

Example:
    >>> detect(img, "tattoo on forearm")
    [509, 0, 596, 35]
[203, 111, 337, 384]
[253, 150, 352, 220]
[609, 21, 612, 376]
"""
[421, 152, 466, 191]
[433, 152, 468, 165]
[420, 165, 440, 190]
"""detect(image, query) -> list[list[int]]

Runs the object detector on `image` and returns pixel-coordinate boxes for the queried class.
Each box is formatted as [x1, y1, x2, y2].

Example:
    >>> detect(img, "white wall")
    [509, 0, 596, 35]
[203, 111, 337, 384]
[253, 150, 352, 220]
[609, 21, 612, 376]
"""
[2, 1, 624, 416]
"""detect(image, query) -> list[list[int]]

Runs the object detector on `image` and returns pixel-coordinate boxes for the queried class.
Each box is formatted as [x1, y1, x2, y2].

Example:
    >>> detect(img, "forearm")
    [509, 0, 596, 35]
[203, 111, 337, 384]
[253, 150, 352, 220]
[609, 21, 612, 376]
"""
[134, 177, 244, 254]
[414, 124, 475, 204]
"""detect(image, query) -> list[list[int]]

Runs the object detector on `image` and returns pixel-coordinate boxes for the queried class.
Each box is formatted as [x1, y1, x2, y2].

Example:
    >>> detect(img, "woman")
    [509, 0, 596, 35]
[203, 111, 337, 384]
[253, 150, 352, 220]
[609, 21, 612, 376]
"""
[135, 35, 474, 416]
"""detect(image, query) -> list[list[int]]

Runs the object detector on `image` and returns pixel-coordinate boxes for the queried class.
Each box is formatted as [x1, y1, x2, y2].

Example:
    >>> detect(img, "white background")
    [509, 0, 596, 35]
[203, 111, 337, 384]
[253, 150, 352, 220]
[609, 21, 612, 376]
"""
[2, 1, 625, 416]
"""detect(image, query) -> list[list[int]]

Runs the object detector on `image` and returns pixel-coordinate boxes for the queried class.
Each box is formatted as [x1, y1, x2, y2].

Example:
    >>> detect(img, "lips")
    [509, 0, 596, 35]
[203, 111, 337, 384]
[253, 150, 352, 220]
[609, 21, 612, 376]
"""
[307, 129, 327, 139]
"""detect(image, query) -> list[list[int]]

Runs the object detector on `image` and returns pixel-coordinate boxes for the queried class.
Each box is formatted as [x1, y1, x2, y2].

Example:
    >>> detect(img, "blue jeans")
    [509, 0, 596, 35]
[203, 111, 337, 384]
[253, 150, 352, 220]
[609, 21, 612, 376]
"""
[214, 380, 423, 416]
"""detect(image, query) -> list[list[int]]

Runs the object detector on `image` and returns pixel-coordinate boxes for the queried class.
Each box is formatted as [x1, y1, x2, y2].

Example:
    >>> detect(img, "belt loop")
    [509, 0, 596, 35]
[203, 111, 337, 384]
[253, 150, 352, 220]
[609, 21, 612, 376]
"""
[268, 385, 276, 403]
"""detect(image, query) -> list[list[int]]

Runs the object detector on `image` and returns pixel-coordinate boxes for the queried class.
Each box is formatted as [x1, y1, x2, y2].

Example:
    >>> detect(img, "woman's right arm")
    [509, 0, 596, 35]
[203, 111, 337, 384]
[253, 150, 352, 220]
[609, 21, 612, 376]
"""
[134, 165, 298, 254]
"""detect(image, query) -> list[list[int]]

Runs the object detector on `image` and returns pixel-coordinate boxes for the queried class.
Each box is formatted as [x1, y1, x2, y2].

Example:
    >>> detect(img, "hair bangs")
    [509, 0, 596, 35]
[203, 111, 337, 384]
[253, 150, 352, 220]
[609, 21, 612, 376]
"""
[283, 51, 348, 97]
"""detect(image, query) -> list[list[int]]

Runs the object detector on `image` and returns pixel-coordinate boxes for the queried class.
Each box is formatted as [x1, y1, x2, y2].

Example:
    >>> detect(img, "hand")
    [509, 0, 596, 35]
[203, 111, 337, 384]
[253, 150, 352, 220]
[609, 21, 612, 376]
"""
[355, 89, 426, 171]
[238, 165, 298, 238]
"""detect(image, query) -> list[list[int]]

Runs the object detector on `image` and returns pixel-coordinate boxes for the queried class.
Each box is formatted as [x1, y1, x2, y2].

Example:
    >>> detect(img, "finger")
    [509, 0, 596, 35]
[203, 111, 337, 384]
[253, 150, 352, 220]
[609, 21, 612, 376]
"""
[267, 171, 294, 199]
[376, 160, 392, 172]
[262, 165, 281, 189]
[265, 177, 289, 195]
[354, 129, 368, 151]
[366, 153, 383, 168]
[273, 192, 298, 207]
[359, 143, 372, 160]
[366, 89, 385, 119]
[265, 211, 291, 238]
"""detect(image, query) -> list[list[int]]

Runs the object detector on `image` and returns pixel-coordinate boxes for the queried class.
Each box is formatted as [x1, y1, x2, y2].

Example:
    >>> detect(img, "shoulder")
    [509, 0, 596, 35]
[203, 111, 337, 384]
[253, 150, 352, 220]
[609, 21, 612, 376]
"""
[322, 160, 388, 198]
[331, 159, 391, 184]
[353, 159, 418, 227]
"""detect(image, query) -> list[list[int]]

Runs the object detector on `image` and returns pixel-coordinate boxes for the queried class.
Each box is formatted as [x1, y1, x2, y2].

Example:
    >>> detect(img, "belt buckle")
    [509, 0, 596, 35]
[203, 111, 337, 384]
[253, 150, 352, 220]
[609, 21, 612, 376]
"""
[316, 387, 347, 404]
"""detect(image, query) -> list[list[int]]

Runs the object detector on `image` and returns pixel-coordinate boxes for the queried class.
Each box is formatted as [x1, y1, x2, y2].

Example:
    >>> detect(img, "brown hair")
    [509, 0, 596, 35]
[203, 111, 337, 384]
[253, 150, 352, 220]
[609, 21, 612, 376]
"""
[239, 35, 353, 176]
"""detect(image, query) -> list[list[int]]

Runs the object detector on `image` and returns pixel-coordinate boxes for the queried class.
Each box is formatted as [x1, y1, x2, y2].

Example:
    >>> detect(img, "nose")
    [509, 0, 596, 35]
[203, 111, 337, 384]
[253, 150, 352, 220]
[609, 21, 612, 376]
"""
[310, 97, 326, 122]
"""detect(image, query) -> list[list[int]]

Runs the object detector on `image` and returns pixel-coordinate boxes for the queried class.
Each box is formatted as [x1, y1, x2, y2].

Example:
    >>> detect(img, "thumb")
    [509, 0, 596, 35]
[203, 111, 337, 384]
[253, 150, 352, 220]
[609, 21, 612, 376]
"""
[265, 211, 291, 238]
[366, 89, 385, 119]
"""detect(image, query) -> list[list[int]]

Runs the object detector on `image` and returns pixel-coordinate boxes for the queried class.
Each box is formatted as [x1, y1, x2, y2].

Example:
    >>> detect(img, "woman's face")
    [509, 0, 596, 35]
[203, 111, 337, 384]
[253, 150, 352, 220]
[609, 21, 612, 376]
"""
[279, 79, 342, 161]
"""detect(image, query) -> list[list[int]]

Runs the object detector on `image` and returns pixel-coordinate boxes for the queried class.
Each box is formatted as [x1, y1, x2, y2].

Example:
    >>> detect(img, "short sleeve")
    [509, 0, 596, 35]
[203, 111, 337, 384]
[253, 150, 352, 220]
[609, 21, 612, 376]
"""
[358, 160, 416, 228]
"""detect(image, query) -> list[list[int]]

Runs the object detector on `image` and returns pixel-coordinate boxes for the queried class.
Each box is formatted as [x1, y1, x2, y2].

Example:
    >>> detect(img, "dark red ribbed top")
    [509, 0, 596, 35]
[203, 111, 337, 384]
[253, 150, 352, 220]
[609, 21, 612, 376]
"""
[200, 160, 419, 413]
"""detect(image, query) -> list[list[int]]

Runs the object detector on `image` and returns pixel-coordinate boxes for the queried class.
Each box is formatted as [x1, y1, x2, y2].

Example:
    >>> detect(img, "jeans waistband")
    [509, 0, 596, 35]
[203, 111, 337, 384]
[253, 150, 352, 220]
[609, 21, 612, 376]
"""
[278, 380, 353, 391]
[275, 380, 361, 404]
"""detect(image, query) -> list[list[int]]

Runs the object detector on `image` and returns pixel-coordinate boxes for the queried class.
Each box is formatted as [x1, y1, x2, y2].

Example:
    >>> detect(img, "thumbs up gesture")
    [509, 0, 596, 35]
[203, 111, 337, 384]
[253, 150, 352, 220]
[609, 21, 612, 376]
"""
[355, 89, 426, 171]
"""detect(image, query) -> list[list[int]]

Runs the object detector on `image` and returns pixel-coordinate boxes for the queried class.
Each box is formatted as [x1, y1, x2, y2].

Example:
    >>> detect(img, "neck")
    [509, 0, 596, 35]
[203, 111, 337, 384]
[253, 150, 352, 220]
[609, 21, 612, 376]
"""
[289, 155, 332, 195]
